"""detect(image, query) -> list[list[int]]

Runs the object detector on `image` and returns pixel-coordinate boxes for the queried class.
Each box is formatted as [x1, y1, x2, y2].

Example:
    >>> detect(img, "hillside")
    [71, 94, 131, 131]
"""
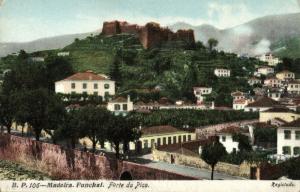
[2, 13, 300, 58]
[0, 33, 263, 106]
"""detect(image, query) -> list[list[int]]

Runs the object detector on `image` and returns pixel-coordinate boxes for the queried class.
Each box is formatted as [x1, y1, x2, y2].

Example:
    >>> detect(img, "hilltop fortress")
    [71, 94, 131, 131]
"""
[101, 21, 195, 49]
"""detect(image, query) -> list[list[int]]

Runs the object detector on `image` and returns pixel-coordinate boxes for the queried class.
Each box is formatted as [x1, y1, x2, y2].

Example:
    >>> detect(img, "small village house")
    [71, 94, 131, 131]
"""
[257, 66, 274, 76]
[248, 77, 261, 86]
[257, 53, 281, 66]
[244, 97, 281, 112]
[277, 119, 300, 161]
[259, 107, 300, 124]
[287, 80, 300, 95]
[193, 87, 212, 103]
[214, 68, 231, 77]
[276, 70, 295, 81]
[264, 77, 282, 88]
[107, 96, 133, 115]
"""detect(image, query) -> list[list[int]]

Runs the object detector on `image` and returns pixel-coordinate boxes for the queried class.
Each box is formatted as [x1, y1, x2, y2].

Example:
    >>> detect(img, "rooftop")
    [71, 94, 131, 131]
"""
[216, 126, 248, 135]
[142, 125, 187, 136]
[61, 71, 109, 81]
[264, 107, 294, 113]
[109, 97, 128, 103]
[282, 119, 300, 128]
[246, 97, 281, 108]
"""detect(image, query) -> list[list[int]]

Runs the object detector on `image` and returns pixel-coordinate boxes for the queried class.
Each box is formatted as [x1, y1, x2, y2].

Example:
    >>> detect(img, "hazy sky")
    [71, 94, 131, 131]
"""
[0, 0, 300, 42]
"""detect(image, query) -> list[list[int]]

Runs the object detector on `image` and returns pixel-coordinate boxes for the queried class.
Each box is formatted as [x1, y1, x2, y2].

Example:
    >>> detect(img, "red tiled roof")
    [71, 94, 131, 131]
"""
[246, 97, 281, 108]
[142, 125, 186, 136]
[109, 97, 127, 103]
[264, 107, 294, 113]
[233, 98, 247, 104]
[62, 71, 109, 81]
[216, 126, 246, 134]
[282, 119, 300, 128]
[231, 91, 244, 97]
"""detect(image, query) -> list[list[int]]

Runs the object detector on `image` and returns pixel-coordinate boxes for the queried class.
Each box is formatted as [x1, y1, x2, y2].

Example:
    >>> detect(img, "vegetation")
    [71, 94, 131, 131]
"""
[201, 140, 227, 180]
[0, 160, 51, 180]
[283, 157, 300, 179]
[254, 125, 277, 144]
[130, 109, 258, 129]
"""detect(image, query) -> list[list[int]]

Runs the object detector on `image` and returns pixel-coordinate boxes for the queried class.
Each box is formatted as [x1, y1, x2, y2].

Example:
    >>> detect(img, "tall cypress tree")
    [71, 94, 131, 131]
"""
[109, 49, 122, 86]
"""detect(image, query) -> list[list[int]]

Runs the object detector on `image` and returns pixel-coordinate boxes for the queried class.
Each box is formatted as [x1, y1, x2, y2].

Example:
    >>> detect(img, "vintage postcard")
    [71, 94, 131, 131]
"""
[0, 0, 300, 191]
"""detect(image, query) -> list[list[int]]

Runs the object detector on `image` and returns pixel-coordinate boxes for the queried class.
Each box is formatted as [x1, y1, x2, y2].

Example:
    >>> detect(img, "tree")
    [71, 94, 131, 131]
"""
[54, 108, 81, 149]
[45, 56, 74, 91]
[0, 94, 14, 133]
[283, 157, 300, 179]
[78, 105, 111, 152]
[107, 115, 141, 159]
[207, 38, 219, 52]
[109, 50, 122, 86]
[201, 140, 227, 180]
[233, 133, 252, 152]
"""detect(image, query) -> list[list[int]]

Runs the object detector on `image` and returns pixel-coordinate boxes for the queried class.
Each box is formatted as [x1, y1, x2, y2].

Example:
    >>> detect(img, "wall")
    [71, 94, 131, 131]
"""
[0, 134, 197, 180]
[260, 112, 300, 123]
[195, 119, 258, 139]
[152, 149, 251, 178]
[277, 127, 300, 156]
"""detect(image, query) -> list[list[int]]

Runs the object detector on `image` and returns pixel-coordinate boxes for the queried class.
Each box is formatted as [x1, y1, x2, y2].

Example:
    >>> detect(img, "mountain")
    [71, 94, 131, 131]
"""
[170, 12, 300, 57]
[0, 32, 94, 57]
[1, 12, 300, 58]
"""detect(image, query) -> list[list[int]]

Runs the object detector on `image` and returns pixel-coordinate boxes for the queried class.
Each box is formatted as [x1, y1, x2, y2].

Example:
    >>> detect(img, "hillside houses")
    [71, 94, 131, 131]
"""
[264, 77, 282, 88]
[248, 77, 261, 86]
[256, 66, 274, 76]
[257, 53, 281, 66]
[107, 96, 133, 115]
[244, 97, 281, 112]
[193, 87, 212, 104]
[276, 70, 295, 81]
[287, 80, 300, 95]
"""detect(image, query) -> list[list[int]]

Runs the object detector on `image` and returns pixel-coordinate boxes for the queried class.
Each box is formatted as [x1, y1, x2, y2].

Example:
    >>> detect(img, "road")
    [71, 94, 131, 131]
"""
[129, 155, 246, 180]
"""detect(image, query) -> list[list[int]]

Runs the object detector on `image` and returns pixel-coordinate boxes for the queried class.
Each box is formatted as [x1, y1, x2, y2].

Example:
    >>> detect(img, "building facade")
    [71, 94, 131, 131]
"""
[287, 80, 300, 94]
[276, 70, 295, 81]
[55, 70, 115, 99]
[193, 87, 212, 103]
[214, 69, 231, 77]
[277, 119, 300, 160]
[257, 66, 274, 76]
[107, 96, 133, 115]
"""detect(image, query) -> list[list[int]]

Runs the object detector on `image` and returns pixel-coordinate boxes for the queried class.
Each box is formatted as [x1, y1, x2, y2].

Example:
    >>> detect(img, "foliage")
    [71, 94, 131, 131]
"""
[201, 140, 227, 180]
[207, 38, 219, 51]
[232, 133, 252, 152]
[130, 109, 258, 128]
[283, 157, 300, 179]
[254, 125, 277, 143]
[106, 114, 141, 159]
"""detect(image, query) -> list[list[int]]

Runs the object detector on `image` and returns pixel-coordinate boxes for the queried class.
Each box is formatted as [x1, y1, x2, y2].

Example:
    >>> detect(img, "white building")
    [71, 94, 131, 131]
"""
[248, 77, 261, 86]
[217, 126, 252, 153]
[214, 68, 231, 77]
[277, 119, 300, 161]
[264, 77, 282, 88]
[287, 80, 300, 95]
[55, 70, 115, 99]
[233, 99, 248, 110]
[193, 87, 212, 103]
[244, 97, 281, 112]
[107, 96, 133, 116]
[258, 53, 281, 66]
[276, 70, 295, 81]
[257, 66, 274, 76]
[30, 57, 45, 62]
[57, 52, 70, 57]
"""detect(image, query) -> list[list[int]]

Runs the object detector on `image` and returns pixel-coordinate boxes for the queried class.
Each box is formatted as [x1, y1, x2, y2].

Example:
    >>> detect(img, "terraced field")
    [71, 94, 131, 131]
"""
[0, 160, 51, 180]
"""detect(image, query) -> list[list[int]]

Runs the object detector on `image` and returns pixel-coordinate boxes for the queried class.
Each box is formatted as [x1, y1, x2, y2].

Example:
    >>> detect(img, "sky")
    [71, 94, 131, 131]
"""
[0, 0, 300, 42]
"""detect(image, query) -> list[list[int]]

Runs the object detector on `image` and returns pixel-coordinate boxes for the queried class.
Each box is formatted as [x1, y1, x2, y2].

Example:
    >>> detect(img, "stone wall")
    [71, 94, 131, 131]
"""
[101, 20, 195, 49]
[0, 134, 197, 180]
[195, 119, 258, 139]
[152, 149, 252, 178]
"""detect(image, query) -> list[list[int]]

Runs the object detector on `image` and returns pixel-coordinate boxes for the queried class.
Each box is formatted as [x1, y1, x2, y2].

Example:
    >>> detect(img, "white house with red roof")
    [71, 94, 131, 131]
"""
[55, 70, 115, 98]
[257, 53, 281, 66]
[107, 96, 133, 115]
[193, 86, 212, 103]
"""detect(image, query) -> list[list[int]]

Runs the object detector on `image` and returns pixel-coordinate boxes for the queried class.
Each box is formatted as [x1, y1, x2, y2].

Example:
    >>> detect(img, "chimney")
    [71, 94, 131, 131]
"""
[127, 95, 131, 103]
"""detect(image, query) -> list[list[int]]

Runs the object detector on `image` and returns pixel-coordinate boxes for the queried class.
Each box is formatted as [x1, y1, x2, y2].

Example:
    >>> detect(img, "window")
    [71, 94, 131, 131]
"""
[93, 91, 98, 95]
[183, 135, 186, 142]
[82, 83, 87, 89]
[94, 83, 98, 89]
[151, 139, 155, 148]
[123, 104, 128, 111]
[284, 130, 291, 140]
[157, 138, 161, 146]
[114, 104, 121, 111]
[188, 135, 191, 141]
[222, 136, 226, 142]
[144, 140, 148, 149]
[104, 84, 110, 89]
[294, 147, 300, 155]
[296, 131, 300, 140]
[71, 83, 75, 89]
[168, 137, 172, 144]
[163, 137, 166, 145]
[282, 146, 291, 155]
[173, 136, 177, 144]
[178, 136, 182, 143]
